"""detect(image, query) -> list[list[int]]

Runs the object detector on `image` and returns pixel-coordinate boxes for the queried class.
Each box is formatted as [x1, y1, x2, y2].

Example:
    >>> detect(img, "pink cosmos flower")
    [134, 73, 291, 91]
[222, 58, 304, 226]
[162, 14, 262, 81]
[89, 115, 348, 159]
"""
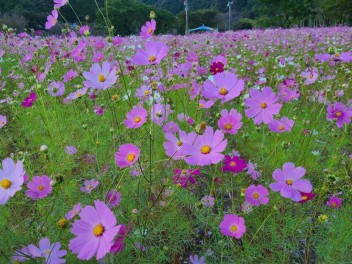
[28, 237, 67, 264]
[93, 105, 106, 116]
[0, 115, 7, 128]
[48, 81, 65, 97]
[162, 121, 180, 134]
[301, 68, 318, 85]
[326, 195, 342, 209]
[201, 195, 215, 207]
[246, 161, 261, 180]
[172, 168, 200, 188]
[210, 61, 224, 75]
[22, 92, 37, 108]
[69, 200, 121, 260]
[63, 69, 78, 82]
[79, 25, 90, 35]
[110, 223, 130, 254]
[25, 175, 53, 200]
[12, 246, 31, 263]
[83, 62, 117, 90]
[150, 103, 172, 126]
[140, 19, 156, 38]
[245, 184, 270, 206]
[133, 41, 168, 66]
[115, 144, 140, 168]
[268, 117, 294, 133]
[45, 10, 58, 30]
[326, 102, 352, 128]
[164, 130, 197, 160]
[198, 99, 214, 109]
[218, 108, 242, 134]
[65, 203, 82, 220]
[202, 71, 244, 103]
[80, 179, 99, 193]
[123, 106, 148, 129]
[0, 158, 25, 205]
[92, 52, 104, 63]
[244, 87, 282, 125]
[269, 163, 312, 202]
[299, 192, 316, 203]
[65, 146, 77, 155]
[183, 127, 227, 166]
[54, 0, 69, 8]
[190, 254, 205, 264]
[219, 214, 246, 239]
[222, 155, 247, 174]
[65, 87, 87, 102]
[106, 190, 122, 208]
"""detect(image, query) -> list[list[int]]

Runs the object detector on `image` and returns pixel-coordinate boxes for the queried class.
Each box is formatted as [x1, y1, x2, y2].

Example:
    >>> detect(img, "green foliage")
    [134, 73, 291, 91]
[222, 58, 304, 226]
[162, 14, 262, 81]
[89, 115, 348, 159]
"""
[233, 18, 254, 30]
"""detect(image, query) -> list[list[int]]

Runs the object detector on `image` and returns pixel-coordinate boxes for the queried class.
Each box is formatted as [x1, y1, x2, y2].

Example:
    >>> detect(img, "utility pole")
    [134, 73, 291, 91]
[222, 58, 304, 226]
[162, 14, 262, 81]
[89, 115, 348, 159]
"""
[184, 0, 189, 35]
[227, 1, 233, 31]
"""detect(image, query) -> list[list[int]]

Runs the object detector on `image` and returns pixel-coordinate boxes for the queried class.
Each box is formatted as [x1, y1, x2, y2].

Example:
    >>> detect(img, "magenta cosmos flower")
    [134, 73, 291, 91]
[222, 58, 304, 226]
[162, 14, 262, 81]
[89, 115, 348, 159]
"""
[140, 19, 156, 38]
[0, 115, 6, 128]
[218, 108, 242, 134]
[326, 195, 342, 209]
[326, 102, 352, 128]
[65, 203, 82, 220]
[45, 10, 58, 30]
[80, 179, 99, 193]
[202, 71, 244, 104]
[0, 158, 25, 205]
[48, 81, 65, 97]
[301, 68, 318, 85]
[110, 223, 130, 254]
[172, 168, 200, 188]
[123, 106, 148, 129]
[54, 0, 69, 8]
[245, 184, 270, 206]
[133, 41, 168, 66]
[25, 175, 52, 200]
[219, 214, 246, 239]
[183, 127, 227, 166]
[268, 117, 294, 133]
[244, 87, 282, 125]
[22, 92, 37, 108]
[164, 130, 197, 160]
[115, 144, 140, 168]
[150, 103, 173, 126]
[269, 163, 312, 202]
[106, 190, 122, 208]
[28, 237, 67, 264]
[222, 155, 247, 174]
[83, 62, 117, 90]
[69, 200, 121, 260]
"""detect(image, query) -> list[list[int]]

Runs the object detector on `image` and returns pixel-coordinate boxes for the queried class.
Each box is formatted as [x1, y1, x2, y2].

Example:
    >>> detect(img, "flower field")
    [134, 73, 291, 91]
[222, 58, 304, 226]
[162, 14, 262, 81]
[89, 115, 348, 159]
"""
[0, 6, 352, 263]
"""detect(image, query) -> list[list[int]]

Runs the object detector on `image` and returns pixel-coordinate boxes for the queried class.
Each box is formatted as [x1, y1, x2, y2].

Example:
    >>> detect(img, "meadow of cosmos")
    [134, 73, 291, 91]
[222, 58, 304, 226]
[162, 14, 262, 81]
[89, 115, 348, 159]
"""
[0, 1, 352, 263]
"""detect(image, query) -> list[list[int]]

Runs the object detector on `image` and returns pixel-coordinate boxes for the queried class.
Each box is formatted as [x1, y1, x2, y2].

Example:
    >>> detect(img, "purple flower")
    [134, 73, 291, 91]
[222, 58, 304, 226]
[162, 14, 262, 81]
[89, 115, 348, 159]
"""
[93, 105, 106, 116]
[218, 108, 242, 134]
[12, 246, 32, 263]
[69, 200, 121, 260]
[28, 237, 67, 264]
[133, 41, 168, 66]
[115, 144, 140, 168]
[80, 179, 99, 193]
[45, 10, 58, 30]
[269, 163, 312, 202]
[83, 62, 117, 90]
[65, 146, 77, 155]
[79, 25, 90, 35]
[150, 103, 172, 126]
[246, 161, 261, 179]
[245, 184, 270, 206]
[110, 223, 130, 254]
[327, 195, 342, 209]
[222, 155, 247, 174]
[22, 92, 37, 108]
[123, 106, 148, 129]
[219, 214, 246, 239]
[164, 130, 197, 160]
[0, 115, 7, 128]
[25, 175, 52, 200]
[65, 203, 82, 220]
[63, 69, 78, 82]
[268, 117, 294, 133]
[190, 254, 205, 264]
[162, 121, 180, 134]
[140, 19, 156, 38]
[244, 87, 282, 125]
[301, 68, 318, 85]
[54, 0, 68, 8]
[106, 190, 122, 208]
[201, 195, 215, 207]
[0, 158, 25, 205]
[183, 127, 227, 166]
[48, 81, 65, 97]
[326, 102, 352, 128]
[202, 71, 244, 103]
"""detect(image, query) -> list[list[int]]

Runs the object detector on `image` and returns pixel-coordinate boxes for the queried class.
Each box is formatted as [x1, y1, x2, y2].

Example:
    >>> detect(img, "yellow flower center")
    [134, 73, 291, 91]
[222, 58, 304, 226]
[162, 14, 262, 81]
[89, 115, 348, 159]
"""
[127, 154, 135, 162]
[230, 161, 236, 167]
[151, 81, 157, 87]
[38, 185, 44, 191]
[0, 179, 12, 189]
[260, 102, 267, 109]
[177, 141, 183, 147]
[278, 125, 285, 130]
[201, 145, 211, 154]
[112, 94, 118, 101]
[98, 74, 106, 82]
[309, 73, 314, 79]
[286, 179, 293, 185]
[93, 224, 105, 236]
[147, 28, 153, 34]
[334, 52, 340, 57]
[76, 92, 82, 97]
[253, 192, 259, 199]
[149, 55, 156, 62]
[335, 111, 342, 117]
[134, 117, 141, 123]
[199, 103, 204, 108]
[219, 87, 228, 95]
[301, 195, 308, 201]
[215, 67, 219, 71]
[224, 124, 232, 130]
[144, 90, 151, 95]
[52, 18, 57, 24]
[230, 225, 237, 232]
[45, 249, 51, 255]
[331, 202, 337, 207]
